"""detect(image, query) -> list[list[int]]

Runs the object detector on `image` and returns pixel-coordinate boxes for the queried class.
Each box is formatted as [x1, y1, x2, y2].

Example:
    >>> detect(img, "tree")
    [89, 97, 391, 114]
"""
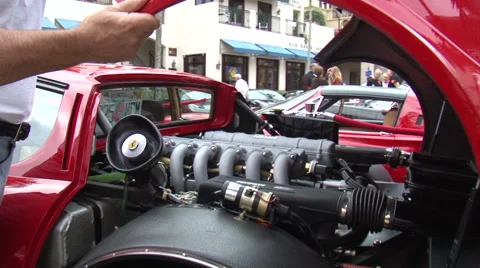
[304, 7, 326, 26]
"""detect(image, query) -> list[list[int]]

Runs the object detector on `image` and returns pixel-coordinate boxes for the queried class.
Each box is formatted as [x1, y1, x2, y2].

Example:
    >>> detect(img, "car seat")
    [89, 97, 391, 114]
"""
[141, 100, 165, 122]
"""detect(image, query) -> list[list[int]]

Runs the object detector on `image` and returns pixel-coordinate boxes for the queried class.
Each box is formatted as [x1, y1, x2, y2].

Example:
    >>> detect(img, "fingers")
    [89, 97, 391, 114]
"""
[126, 12, 160, 31]
[111, 0, 150, 13]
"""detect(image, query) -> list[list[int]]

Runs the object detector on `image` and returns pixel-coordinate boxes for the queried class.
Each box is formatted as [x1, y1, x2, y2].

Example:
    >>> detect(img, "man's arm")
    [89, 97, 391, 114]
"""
[0, 29, 86, 85]
[0, 0, 159, 86]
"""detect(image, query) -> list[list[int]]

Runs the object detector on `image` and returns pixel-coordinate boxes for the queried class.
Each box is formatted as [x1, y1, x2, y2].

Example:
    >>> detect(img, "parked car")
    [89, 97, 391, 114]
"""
[258, 85, 423, 182]
[1, 0, 479, 268]
[283, 90, 304, 99]
[246, 89, 286, 111]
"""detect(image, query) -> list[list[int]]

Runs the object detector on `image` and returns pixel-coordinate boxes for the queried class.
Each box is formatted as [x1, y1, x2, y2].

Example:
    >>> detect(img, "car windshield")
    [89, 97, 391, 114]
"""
[248, 90, 285, 101]
[256, 89, 317, 113]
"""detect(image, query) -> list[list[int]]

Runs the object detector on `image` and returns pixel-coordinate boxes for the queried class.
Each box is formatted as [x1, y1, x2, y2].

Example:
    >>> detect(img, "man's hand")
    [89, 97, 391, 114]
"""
[0, 0, 161, 86]
[75, 0, 160, 63]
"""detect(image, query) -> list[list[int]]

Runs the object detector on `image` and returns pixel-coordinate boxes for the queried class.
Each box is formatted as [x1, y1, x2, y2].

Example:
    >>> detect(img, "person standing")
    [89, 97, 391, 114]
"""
[386, 69, 402, 88]
[328, 66, 343, 85]
[0, 0, 159, 205]
[382, 73, 390, 87]
[301, 63, 318, 90]
[234, 74, 249, 99]
[310, 65, 328, 89]
[366, 69, 382, 87]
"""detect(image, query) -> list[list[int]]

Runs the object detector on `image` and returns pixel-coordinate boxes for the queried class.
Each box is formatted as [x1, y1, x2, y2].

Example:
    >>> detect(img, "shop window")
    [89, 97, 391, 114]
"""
[222, 55, 249, 85]
[257, 58, 279, 90]
[285, 61, 305, 91]
[184, 54, 206, 76]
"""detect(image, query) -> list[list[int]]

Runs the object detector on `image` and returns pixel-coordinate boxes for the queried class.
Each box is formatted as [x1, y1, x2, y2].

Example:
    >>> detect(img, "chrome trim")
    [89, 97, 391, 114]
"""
[340, 205, 348, 219]
[384, 213, 391, 227]
[82, 247, 227, 268]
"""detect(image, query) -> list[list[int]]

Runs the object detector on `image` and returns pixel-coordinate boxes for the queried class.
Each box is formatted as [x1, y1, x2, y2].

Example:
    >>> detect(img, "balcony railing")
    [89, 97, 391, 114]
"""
[218, 5, 250, 28]
[257, 13, 280, 33]
[332, 10, 353, 19]
[285, 20, 305, 37]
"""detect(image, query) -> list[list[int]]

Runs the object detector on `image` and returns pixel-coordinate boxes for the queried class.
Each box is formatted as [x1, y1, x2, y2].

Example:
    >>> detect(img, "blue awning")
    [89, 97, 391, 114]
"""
[256, 44, 296, 58]
[221, 39, 266, 55]
[285, 48, 315, 61]
[42, 17, 57, 30]
[55, 18, 81, 29]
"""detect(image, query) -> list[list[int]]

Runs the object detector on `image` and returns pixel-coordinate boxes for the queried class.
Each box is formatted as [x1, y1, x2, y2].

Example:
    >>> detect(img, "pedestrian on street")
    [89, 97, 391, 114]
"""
[310, 65, 328, 89]
[301, 63, 318, 90]
[366, 69, 382, 87]
[0, 0, 160, 205]
[328, 66, 343, 85]
[386, 69, 403, 88]
[234, 74, 249, 99]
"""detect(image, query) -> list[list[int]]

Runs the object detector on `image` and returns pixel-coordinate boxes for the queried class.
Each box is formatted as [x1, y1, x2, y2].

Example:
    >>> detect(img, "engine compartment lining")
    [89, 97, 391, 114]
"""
[74, 205, 328, 268]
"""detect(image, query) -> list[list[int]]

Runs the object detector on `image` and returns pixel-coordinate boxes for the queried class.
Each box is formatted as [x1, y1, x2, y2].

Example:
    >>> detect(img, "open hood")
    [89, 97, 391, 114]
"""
[314, 12, 474, 161]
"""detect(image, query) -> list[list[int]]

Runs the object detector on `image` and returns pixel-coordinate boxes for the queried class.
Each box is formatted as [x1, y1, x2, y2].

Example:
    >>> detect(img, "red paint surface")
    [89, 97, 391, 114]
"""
[0, 63, 235, 267]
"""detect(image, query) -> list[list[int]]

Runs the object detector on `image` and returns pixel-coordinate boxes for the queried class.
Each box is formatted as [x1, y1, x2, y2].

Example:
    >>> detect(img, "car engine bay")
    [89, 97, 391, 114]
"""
[37, 113, 479, 268]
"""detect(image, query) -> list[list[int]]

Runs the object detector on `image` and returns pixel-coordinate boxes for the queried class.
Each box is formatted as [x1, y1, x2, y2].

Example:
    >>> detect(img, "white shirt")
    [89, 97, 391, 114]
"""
[0, 0, 46, 124]
[235, 79, 249, 99]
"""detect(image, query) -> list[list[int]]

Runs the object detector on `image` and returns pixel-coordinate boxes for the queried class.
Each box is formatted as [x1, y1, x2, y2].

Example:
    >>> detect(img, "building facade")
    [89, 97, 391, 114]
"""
[161, 0, 334, 91]
[302, 0, 379, 86]
[42, 0, 334, 91]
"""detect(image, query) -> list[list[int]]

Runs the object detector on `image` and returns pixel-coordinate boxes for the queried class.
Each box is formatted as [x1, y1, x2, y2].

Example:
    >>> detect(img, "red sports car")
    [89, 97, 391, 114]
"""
[258, 85, 424, 182]
[0, 0, 479, 268]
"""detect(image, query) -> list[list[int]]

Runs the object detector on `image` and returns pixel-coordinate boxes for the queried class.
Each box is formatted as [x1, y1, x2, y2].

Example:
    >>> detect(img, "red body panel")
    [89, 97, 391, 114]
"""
[0, 63, 236, 267]
[0, 0, 479, 266]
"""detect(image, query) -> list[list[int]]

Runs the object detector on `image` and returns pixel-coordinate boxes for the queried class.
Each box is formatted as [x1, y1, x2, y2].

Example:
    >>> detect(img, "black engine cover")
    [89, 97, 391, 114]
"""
[74, 205, 328, 268]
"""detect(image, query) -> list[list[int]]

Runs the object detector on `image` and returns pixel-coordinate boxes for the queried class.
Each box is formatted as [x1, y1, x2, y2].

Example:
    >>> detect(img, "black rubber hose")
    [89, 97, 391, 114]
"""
[335, 145, 388, 165]
[344, 188, 388, 233]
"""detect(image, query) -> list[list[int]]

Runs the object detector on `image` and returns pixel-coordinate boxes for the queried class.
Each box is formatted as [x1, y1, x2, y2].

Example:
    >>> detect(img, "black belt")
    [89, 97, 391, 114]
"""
[0, 121, 30, 141]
